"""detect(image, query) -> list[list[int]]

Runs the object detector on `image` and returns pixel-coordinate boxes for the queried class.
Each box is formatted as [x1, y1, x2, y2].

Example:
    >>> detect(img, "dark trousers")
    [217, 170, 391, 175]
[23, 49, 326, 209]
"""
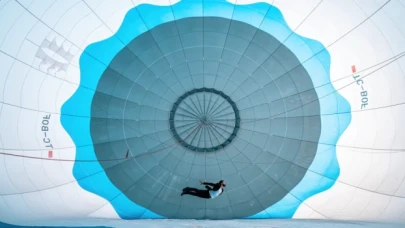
[183, 187, 211, 199]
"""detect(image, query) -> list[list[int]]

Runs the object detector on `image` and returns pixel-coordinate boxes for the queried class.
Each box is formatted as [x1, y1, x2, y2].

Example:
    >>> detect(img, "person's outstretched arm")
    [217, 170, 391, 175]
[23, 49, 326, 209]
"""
[200, 180, 215, 187]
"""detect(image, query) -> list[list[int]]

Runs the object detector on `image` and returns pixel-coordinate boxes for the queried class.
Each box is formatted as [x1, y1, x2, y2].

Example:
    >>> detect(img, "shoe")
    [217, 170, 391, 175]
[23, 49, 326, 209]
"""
[181, 192, 185, 196]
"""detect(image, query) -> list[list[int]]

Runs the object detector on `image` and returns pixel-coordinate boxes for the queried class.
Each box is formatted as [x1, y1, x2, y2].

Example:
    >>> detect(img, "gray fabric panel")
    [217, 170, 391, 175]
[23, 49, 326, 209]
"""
[90, 16, 321, 219]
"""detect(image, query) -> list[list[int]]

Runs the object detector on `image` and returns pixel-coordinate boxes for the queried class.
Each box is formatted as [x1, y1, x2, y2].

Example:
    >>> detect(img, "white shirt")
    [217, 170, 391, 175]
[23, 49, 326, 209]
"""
[209, 188, 223, 199]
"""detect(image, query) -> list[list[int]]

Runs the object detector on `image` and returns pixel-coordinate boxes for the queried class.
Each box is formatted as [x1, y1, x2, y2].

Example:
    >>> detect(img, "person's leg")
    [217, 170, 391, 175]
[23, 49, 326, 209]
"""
[181, 187, 197, 196]
[182, 189, 210, 199]
[183, 187, 199, 192]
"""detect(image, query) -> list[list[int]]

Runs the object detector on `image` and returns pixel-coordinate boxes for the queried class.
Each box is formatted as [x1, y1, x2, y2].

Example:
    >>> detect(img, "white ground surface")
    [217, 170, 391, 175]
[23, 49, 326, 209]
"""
[30, 219, 405, 228]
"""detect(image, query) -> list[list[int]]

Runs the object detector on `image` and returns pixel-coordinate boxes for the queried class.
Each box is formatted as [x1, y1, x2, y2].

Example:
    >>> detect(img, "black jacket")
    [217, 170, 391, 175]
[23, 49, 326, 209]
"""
[203, 181, 223, 195]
